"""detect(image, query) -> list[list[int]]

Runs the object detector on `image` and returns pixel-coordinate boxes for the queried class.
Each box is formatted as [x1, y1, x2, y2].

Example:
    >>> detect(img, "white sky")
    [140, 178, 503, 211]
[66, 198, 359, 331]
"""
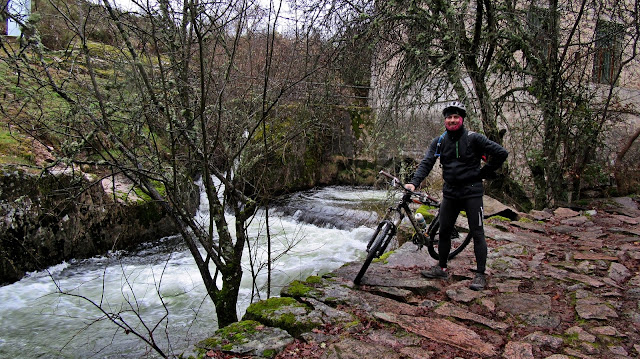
[108, 0, 290, 13]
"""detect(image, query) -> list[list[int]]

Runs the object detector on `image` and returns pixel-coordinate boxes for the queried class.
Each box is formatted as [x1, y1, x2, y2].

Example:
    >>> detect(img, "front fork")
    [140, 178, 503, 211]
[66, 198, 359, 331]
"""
[367, 206, 403, 256]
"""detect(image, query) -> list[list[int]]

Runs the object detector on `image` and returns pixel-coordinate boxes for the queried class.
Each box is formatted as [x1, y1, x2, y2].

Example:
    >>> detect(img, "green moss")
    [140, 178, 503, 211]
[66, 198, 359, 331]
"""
[85, 41, 117, 57]
[562, 331, 581, 346]
[278, 312, 298, 327]
[245, 297, 305, 318]
[434, 301, 447, 309]
[488, 215, 511, 222]
[488, 258, 511, 271]
[262, 349, 277, 358]
[373, 250, 394, 264]
[347, 106, 373, 141]
[243, 297, 321, 337]
[284, 280, 313, 297]
[0, 130, 35, 165]
[573, 199, 591, 206]
[196, 320, 263, 353]
[416, 205, 436, 222]
[518, 217, 534, 223]
[305, 275, 322, 284]
[132, 180, 167, 202]
[282, 275, 325, 298]
[344, 320, 361, 328]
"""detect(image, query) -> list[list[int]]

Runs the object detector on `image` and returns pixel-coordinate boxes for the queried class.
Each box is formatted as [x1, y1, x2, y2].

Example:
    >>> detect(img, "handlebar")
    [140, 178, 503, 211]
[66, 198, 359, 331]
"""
[378, 170, 439, 205]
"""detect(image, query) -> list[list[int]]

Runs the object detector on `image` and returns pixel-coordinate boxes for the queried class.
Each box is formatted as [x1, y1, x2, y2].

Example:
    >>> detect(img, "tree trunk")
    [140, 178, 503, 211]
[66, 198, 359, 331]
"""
[214, 270, 242, 327]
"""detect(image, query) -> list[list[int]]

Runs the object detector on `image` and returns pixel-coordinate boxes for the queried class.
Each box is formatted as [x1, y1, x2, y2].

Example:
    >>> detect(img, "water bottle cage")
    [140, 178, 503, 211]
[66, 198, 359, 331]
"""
[412, 231, 427, 250]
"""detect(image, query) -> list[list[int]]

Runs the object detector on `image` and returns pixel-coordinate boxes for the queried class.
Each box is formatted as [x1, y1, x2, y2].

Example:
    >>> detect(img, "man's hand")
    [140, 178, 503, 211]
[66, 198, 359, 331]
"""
[479, 166, 497, 179]
[404, 184, 416, 192]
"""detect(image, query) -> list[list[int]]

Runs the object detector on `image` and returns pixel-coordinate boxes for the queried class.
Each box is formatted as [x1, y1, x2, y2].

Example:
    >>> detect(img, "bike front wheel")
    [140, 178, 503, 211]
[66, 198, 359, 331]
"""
[426, 213, 472, 261]
[354, 222, 393, 285]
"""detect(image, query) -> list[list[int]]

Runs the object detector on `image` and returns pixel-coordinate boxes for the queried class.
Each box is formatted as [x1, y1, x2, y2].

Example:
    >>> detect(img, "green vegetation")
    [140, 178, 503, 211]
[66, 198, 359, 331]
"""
[281, 275, 324, 297]
[305, 275, 323, 284]
[245, 297, 307, 319]
[416, 205, 436, 221]
[488, 215, 511, 222]
[562, 331, 580, 346]
[373, 249, 394, 264]
[196, 320, 261, 352]
[243, 296, 322, 337]
[133, 180, 167, 201]
[262, 349, 278, 358]
[284, 280, 313, 297]
[344, 319, 361, 328]
[0, 130, 33, 165]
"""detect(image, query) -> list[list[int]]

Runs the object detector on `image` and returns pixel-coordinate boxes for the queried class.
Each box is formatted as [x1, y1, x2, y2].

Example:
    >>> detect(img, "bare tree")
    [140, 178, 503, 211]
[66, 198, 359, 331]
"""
[356, 0, 532, 208]
[498, 0, 640, 207]
[361, 0, 639, 208]
[1, 0, 347, 338]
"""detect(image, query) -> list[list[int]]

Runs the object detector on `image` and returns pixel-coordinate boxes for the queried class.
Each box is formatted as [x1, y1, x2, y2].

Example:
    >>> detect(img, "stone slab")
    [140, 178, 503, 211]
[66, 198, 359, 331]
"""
[374, 312, 497, 357]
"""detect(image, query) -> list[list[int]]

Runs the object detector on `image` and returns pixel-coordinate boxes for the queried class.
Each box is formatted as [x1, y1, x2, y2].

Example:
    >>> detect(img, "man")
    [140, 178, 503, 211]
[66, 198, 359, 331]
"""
[404, 101, 508, 290]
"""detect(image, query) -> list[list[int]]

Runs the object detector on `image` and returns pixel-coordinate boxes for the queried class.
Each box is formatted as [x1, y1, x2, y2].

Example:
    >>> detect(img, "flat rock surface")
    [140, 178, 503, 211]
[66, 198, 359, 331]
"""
[211, 197, 640, 359]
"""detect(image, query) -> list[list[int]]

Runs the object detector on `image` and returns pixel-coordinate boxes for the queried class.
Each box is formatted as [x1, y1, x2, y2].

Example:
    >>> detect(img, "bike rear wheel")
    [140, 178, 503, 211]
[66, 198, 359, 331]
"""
[426, 213, 472, 260]
[354, 222, 393, 285]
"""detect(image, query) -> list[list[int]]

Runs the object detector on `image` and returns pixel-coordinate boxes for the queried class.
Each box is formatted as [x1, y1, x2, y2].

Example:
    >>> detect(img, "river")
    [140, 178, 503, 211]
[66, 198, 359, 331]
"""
[0, 185, 391, 358]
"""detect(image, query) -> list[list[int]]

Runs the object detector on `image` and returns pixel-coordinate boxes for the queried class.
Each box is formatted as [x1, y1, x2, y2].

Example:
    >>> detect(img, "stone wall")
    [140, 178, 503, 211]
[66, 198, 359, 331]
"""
[0, 167, 183, 284]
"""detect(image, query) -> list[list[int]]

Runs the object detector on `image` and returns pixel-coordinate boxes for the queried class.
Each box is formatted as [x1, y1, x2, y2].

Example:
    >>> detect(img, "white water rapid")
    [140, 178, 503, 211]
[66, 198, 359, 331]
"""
[0, 185, 390, 358]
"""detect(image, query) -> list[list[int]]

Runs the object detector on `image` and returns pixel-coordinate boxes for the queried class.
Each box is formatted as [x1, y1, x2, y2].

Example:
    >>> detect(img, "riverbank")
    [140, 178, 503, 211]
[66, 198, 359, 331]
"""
[0, 167, 188, 284]
[197, 196, 640, 358]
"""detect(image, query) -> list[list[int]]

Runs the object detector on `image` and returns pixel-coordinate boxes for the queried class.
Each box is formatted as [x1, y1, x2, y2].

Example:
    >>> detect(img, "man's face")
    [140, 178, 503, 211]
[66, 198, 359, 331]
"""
[445, 114, 463, 131]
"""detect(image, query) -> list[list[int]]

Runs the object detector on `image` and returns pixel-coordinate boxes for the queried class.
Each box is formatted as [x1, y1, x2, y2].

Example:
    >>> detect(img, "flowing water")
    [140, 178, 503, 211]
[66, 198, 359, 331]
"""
[0, 185, 392, 358]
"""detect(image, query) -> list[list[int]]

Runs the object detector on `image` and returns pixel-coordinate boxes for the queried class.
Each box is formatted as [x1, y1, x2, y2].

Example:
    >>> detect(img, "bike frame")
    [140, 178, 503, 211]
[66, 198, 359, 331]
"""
[354, 171, 439, 284]
[374, 171, 440, 250]
[354, 170, 474, 284]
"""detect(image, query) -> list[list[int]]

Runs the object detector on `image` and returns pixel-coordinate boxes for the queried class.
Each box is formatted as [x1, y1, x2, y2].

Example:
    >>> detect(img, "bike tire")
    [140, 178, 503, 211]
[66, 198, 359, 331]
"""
[426, 214, 473, 260]
[354, 222, 392, 285]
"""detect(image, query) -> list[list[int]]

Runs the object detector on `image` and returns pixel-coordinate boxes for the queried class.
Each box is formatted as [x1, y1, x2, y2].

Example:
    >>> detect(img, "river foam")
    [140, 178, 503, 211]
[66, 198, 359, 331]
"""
[0, 185, 387, 358]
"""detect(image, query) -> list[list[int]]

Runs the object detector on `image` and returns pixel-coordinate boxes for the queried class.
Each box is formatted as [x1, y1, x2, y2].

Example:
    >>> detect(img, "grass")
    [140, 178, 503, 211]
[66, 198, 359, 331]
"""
[373, 249, 394, 264]
[0, 129, 34, 165]
[0, 39, 177, 174]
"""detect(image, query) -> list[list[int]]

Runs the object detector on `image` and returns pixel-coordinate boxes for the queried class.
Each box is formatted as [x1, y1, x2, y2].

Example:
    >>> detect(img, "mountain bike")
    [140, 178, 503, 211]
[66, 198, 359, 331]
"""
[353, 170, 473, 285]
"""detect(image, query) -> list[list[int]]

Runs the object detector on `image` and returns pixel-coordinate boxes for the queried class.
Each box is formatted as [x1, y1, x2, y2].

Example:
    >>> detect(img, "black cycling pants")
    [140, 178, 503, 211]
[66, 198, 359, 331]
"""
[437, 196, 487, 273]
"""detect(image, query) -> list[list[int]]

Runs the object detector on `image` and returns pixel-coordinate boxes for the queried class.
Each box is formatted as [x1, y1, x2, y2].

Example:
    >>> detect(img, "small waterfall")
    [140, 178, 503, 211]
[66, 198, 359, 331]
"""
[0, 185, 388, 358]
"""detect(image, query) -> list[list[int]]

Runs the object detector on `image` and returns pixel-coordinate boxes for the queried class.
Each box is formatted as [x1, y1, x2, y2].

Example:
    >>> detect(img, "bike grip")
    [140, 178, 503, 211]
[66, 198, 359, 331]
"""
[379, 170, 420, 195]
[379, 170, 402, 184]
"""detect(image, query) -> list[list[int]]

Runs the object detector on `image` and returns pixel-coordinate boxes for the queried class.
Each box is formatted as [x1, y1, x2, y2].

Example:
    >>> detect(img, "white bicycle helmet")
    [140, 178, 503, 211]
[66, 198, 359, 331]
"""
[442, 101, 467, 118]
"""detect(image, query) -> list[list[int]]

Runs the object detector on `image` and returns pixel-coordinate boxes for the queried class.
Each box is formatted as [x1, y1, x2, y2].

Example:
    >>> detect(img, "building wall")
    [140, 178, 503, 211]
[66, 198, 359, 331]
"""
[368, 1, 640, 194]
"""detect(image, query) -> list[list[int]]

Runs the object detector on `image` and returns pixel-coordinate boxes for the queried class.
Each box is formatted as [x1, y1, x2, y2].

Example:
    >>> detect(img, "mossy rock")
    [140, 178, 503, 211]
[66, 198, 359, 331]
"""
[487, 215, 511, 231]
[195, 320, 293, 358]
[488, 215, 512, 222]
[280, 275, 324, 298]
[242, 297, 323, 338]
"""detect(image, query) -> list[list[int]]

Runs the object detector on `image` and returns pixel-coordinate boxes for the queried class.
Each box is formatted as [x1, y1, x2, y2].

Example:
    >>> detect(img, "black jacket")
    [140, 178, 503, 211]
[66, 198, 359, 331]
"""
[410, 127, 508, 199]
